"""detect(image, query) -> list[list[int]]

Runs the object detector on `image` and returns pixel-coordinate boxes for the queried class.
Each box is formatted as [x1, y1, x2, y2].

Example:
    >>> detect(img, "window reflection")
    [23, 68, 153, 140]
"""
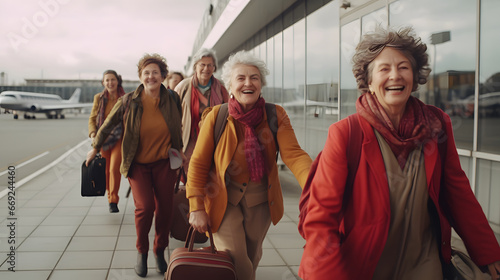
[275, 33, 283, 104]
[390, 0, 476, 150]
[478, 0, 500, 154]
[362, 7, 387, 33]
[283, 18, 306, 146]
[340, 19, 360, 119]
[263, 36, 275, 103]
[305, 0, 339, 156]
[476, 159, 500, 224]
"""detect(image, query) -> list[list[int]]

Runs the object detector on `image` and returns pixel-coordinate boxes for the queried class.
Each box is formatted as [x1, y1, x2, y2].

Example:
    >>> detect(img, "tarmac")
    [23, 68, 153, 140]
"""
[0, 138, 498, 280]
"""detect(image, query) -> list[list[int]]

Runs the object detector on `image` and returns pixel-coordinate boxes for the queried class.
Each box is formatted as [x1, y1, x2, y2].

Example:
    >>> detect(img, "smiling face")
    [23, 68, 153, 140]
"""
[103, 73, 118, 93]
[195, 56, 215, 85]
[140, 63, 163, 93]
[368, 47, 414, 115]
[230, 64, 262, 112]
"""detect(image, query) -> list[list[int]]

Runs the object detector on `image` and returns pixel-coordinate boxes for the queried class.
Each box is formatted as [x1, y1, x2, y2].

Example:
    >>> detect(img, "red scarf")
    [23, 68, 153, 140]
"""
[228, 97, 267, 182]
[356, 93, 442, 169]
[190, 76, 228, 138]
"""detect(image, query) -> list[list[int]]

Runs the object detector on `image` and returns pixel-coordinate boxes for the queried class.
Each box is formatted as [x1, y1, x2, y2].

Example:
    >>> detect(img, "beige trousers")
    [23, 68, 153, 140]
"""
[213, 199, 272, 280]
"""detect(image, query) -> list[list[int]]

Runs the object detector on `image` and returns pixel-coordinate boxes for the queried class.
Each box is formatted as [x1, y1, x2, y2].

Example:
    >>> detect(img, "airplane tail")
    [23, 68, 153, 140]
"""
[67, 88, 81, 103]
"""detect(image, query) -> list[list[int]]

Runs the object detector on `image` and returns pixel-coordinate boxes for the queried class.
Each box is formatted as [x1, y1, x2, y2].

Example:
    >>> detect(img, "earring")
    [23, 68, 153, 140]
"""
[230, 94, 234, 99]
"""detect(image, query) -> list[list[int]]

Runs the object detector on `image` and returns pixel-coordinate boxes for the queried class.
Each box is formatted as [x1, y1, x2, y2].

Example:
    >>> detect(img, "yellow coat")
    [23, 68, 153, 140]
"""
[186, 104, 312, 232]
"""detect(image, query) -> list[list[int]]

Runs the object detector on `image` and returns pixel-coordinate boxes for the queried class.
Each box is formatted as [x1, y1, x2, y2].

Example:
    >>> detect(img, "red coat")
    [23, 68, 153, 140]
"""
[299, 109, 500, 280]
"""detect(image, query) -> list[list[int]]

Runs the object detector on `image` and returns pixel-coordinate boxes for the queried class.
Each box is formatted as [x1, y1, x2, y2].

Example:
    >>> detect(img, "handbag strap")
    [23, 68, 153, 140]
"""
[174, 167, 186, 194]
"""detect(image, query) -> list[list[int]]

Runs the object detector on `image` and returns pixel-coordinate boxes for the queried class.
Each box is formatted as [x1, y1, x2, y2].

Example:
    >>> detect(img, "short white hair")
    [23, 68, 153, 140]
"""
[221, 50, 269, 91]
[192, 48, 218, 72]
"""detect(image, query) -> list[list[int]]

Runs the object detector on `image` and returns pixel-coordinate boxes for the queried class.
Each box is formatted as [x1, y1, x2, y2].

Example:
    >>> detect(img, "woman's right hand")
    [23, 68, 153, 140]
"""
[189, 210, 210, 233]
[85, 148, 98, 167]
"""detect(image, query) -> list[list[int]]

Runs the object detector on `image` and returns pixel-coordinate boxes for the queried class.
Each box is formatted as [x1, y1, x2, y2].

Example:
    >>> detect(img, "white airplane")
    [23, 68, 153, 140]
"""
[0, 88, 92, 119]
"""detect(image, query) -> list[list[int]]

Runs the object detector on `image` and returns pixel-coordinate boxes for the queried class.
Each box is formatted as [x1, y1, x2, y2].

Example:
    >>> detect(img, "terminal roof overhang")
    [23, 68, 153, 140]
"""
[203, 0, 298, 61]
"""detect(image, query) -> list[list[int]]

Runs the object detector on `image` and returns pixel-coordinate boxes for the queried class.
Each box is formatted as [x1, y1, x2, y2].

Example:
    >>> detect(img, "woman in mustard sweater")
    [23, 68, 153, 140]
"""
[86, 54, 186, 277]
[88, 69, 125, 213]
[187, 50, 312, 280]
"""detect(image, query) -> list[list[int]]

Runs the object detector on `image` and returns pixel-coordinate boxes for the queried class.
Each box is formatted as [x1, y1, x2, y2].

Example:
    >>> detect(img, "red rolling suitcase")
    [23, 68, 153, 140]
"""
[165, 226, 237, 280]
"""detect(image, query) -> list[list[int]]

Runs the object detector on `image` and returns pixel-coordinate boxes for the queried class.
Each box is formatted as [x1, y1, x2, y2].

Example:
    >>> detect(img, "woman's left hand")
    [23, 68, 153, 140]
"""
[86, 148, 98, 167]
[488, 261, 500, 280]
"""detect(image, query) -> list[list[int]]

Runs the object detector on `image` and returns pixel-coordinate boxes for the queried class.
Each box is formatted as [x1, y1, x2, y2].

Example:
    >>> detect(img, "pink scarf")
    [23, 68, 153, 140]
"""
[228, 97, 267, 182]
[356, 93, 442, 169]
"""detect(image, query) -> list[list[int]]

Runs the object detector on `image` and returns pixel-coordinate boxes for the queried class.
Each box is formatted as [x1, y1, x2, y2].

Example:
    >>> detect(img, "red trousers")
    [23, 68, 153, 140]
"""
[100, 138, 122, 204]
[128, 159, 176, 254]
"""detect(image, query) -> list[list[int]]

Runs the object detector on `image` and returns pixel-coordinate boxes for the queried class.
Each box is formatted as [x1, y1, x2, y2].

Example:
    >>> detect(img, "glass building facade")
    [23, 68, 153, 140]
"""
[191, 0, 500, 233]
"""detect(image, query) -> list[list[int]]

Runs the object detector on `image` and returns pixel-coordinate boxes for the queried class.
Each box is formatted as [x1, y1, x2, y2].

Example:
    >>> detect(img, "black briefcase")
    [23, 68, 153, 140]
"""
[81, 154, 106, 196]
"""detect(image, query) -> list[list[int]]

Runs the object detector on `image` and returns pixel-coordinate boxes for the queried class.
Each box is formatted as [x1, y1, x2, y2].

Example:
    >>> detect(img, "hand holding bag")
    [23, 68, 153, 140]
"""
[165, 225, 236, 280]
[170, 168, 208, 243]
[81, 153, 106, 196]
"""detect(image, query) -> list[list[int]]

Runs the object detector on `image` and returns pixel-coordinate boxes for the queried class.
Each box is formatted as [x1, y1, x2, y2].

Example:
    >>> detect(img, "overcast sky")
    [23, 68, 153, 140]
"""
[0, 0, 209, 85]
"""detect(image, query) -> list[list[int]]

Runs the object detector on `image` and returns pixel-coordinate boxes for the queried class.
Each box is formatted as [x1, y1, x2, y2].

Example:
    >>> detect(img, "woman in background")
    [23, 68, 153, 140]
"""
[175, 48, 229, 174]
[165, 71, 184, 90]
[88, 69, 125, 213]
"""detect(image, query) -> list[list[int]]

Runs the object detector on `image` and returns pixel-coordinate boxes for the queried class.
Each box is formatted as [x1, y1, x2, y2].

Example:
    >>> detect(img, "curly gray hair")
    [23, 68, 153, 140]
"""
[221, 50, 269, 91]
[351, 25, 431, 93]
[192, 48, 218, 73]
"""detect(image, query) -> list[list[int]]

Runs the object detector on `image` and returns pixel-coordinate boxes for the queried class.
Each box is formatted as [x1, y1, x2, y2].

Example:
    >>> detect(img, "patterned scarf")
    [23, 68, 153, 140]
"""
[190, 75, 228, 138]
[228, 97, 267, 182]
[96, 86, 126, 151]
[356, 92, 442, 169]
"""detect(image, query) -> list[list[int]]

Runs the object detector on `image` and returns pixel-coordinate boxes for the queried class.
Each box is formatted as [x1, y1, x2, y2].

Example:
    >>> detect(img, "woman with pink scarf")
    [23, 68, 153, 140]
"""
[174, 48, 229, 174]
[187, 50, 312, 280]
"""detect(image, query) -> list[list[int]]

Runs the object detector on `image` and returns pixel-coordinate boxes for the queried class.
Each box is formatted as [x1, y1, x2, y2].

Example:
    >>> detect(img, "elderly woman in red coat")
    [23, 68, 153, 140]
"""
[299, 26, 500, 280]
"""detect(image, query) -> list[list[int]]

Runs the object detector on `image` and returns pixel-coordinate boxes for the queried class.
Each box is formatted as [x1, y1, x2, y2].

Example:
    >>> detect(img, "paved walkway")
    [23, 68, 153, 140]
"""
[0, 141, 304, 280]
[1, 140, 498, 280]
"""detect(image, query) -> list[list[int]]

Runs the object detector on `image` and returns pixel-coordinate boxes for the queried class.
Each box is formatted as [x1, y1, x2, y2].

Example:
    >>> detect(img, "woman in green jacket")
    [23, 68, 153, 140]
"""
[86, 54, 186, 277]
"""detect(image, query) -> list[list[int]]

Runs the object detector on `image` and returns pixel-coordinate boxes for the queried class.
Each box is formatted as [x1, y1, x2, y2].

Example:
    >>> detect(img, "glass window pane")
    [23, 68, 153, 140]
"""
[340, 19, 361, 119]
[390, 0, 476, 150]
[362, 7, 387, 33]
[283, 19, 306, 145]
[476, 159, 500, 226]
[478, 0, 500, 154]
[275, 33, 283, 104]
[263, 37, 275, 103]
[306, 1, 339, 156]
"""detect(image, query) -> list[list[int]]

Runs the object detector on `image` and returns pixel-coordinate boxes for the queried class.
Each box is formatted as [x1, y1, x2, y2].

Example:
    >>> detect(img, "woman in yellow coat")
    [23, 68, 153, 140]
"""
[187, 50, 312, 280]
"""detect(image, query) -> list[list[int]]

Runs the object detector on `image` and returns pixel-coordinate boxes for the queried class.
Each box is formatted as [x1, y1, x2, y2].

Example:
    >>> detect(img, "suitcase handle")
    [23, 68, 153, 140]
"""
[186, 225, 216, 254]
